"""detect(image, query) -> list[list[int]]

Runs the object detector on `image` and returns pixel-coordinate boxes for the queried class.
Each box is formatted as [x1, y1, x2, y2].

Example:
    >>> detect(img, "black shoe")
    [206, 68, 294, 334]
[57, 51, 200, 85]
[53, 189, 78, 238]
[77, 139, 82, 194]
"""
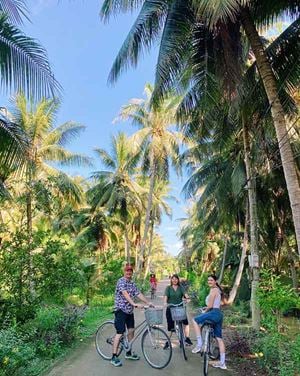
[163, 341, 169, 350]
[185, 337, 193, 346]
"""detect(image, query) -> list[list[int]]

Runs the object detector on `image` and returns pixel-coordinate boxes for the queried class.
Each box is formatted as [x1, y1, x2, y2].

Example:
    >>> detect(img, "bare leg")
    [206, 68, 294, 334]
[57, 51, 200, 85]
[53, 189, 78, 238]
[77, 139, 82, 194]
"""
[216, 337, 225, 354]
[184, 324, 190, 338]
[192, 318, 201, 337]
[127, 328, 135, 342]
[113, 333, 122, 355]
[216, 337, 226, 366]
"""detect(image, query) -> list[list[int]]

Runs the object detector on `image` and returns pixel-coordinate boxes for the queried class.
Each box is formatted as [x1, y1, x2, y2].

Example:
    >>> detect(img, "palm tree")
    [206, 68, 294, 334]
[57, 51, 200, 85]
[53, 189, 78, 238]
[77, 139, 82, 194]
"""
[88, 132, 143, 262]
[9, 93, 91, 235]
[0, 1, 59, 98]
[116, 83, 182, 270]
[101, 0, 300, 255]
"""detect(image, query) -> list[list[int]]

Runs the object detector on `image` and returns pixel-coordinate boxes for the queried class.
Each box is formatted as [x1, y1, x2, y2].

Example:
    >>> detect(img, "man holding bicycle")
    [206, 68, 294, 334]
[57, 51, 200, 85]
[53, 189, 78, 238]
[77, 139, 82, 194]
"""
[111, 264, 153, 367]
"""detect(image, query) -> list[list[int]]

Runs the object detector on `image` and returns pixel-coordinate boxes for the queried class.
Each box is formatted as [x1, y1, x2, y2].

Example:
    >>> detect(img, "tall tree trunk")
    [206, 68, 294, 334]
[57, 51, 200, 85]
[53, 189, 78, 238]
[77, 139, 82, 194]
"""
[285, 238, 299, 291]
[228, 202, 249, 304]
[218, 236, 228, 284]
[241, 9, 300, 256]
[143, 222, 155, 280]
[243, 118, 260, 329]
[138, 155, 156, 271]
[124, 223, 130, 263]
[26, 191, 32, 236]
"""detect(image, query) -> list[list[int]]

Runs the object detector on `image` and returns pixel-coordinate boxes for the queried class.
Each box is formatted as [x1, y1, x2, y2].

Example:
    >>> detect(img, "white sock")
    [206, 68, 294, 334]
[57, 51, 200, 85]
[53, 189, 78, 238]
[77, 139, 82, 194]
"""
[197, 335, 202, 347]
[220, 353, 225, 365]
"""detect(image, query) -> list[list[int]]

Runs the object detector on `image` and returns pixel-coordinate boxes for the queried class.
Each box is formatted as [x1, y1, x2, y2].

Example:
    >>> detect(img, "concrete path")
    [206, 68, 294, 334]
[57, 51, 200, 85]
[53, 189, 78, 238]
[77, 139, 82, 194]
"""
[47, 279, 230, 376]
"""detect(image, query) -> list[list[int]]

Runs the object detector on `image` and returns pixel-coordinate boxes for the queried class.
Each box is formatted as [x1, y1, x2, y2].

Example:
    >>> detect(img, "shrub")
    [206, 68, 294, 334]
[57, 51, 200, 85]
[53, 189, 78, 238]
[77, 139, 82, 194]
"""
[255, 332, 300, 376]
[0, 327, 39, 376]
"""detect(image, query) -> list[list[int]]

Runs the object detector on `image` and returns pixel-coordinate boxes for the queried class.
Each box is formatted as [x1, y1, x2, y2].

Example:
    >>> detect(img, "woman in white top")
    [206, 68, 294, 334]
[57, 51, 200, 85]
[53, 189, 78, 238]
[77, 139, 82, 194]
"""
[192, 274, 227, 370]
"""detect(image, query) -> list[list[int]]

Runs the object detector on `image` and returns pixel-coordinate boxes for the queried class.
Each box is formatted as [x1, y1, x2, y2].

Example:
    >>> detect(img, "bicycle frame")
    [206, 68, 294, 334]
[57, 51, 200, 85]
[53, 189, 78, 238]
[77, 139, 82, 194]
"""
[120, 319, 152, 352]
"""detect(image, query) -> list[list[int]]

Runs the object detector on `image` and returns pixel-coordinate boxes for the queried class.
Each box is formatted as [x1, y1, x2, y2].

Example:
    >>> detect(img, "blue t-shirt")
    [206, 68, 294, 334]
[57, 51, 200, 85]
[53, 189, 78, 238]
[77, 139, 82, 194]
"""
[114, 277, 140, 314]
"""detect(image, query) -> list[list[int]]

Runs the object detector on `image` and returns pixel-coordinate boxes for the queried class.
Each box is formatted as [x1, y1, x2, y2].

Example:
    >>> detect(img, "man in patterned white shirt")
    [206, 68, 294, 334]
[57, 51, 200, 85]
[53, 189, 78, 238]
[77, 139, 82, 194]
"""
[111, 264, 153, 367]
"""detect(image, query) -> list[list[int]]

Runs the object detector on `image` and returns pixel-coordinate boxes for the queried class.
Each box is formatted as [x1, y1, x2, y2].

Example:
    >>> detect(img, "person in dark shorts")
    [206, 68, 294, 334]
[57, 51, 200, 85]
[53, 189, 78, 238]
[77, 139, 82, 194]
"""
[111, 264, 153, 367]
[163, 274, 193, 348]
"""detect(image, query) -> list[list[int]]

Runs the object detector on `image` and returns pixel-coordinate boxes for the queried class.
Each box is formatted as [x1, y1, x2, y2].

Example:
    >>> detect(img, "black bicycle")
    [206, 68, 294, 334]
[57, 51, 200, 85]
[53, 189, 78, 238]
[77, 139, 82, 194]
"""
[168, 301, 188, 361]
[95, 306, 172, 369]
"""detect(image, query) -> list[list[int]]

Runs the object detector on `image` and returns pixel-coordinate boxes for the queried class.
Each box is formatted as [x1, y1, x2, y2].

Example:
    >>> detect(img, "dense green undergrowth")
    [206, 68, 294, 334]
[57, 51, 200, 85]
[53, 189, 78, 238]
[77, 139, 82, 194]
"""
[187, 270, 300, 376]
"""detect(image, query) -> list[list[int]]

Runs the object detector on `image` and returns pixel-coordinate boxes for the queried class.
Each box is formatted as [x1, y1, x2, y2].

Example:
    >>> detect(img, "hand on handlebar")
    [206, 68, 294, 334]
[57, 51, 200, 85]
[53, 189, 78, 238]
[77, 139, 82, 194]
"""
[134, 303, 144, 309]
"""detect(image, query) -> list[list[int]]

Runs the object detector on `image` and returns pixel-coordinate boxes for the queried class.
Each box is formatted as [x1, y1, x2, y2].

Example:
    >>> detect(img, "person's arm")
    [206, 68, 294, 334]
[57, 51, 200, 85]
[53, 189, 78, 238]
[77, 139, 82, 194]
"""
[122, 290, 137, 306]
[163, 295, 168, 306]
[137, 292, 153, 307]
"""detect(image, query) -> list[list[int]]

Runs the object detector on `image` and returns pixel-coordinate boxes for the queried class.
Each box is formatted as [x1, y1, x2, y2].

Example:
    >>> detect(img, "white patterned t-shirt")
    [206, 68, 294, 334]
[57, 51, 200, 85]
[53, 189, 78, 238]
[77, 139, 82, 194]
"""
[114, 277, 140, 314]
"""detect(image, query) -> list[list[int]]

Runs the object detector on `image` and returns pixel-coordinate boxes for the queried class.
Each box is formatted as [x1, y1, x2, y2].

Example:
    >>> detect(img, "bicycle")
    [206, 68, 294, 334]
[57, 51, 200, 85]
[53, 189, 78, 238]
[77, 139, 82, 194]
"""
[168, 301, 188, 361]
[95, 306, 172, 369]
[198, 308, 220, 376]
[150, 283, 157, 300]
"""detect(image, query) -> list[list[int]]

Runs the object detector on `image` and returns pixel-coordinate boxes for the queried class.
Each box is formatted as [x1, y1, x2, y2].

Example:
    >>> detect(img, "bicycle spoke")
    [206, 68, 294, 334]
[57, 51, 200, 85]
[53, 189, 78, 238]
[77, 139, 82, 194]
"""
[142, 327, 172, 369]
[95, 321, 122, 360]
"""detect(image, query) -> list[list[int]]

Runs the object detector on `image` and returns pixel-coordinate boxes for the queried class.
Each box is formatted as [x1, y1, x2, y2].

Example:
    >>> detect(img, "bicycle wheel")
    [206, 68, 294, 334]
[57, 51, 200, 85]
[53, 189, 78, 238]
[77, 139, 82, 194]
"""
[202, 326, 210, 376]
[178, 322, 187, 361]
[203, 351, 209, 376]
[95, 320, 122, 360]
[209, 336, 220, 360]
[141, 326, 172, 369]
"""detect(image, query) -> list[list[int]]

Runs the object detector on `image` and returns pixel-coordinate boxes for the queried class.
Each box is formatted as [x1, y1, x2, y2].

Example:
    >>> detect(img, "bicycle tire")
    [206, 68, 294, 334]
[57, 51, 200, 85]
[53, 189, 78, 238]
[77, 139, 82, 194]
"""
[95, 320, 122, 360]
[178, 322, 187, 361]
[141, 326, 172, 369]
[202, 325, 210, 376]
[209, 336, 220, 360]
[203, 351, 209, 376]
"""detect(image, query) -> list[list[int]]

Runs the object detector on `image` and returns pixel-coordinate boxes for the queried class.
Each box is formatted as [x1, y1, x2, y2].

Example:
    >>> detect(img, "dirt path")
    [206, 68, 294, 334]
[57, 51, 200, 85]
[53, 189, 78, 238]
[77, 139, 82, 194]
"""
[47, 280, 230, 376]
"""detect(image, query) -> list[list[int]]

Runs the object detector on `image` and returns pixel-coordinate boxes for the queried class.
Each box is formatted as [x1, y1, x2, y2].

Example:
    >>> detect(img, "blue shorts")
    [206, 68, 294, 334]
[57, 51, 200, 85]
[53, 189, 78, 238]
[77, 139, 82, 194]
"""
[194, 309, 223, 338]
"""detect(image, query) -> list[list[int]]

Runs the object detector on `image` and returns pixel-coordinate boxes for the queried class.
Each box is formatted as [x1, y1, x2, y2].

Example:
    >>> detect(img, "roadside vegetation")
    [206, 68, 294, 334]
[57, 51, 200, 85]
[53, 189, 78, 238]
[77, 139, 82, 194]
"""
[1, 1, 299, 375]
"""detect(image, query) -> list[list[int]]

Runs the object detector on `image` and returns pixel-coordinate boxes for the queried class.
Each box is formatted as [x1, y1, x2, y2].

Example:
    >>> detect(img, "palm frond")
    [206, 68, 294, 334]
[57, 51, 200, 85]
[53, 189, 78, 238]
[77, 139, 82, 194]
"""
[101, 0, 144, 21]
[44, 122, 86, 147]
[0, 0, 29, 24]
[108, 0, 168, 83]
[0, 14, 60, 98]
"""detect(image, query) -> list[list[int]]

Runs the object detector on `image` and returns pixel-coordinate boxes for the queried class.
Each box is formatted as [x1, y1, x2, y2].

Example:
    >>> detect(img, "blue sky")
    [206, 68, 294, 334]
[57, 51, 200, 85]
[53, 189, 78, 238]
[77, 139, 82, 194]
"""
[3, 0, 187, 255]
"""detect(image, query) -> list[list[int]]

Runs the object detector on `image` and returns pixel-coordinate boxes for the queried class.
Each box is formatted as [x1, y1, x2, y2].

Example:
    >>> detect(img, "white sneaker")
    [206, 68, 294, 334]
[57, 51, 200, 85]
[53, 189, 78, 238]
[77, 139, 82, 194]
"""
[212, 362, 227, 370]
[192, 345, 202, 354]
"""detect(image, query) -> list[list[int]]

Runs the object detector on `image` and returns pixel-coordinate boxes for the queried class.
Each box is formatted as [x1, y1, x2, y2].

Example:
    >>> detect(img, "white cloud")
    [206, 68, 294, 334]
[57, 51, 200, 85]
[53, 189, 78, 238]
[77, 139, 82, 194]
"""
[30, 0, 57, 15]
[165, 241, 182, 256]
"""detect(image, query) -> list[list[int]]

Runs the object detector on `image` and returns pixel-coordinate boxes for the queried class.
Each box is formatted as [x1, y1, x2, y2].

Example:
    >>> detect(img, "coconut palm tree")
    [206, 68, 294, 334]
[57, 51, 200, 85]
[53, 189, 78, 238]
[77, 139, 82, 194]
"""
[116, 83, 182, 270]
[101, 0, 300, 256]
[9, 93, 91, 235]
[88, 132, 144, 262]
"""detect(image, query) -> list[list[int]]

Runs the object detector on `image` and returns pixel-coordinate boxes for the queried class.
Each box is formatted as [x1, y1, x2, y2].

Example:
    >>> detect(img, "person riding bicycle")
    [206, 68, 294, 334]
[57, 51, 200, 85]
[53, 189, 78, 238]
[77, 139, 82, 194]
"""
[163, 274, 193, 347]
[149, 273, 157, 290]
[192, 274, 227, 370]
[111, 264, 153, 367]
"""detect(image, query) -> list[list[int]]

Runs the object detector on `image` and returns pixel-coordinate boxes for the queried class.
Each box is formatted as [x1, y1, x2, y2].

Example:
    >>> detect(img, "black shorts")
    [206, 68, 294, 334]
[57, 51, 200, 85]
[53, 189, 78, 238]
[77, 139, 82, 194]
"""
[114, 309, 135, 334]
[166, 307, 188, 332]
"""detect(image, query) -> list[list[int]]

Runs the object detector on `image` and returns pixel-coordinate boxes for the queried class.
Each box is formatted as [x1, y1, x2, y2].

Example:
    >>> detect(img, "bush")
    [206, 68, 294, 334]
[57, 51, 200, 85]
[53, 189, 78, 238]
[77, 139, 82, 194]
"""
[23, 305, 86, 358]
[255, 332, 300, 376]
[0, 327, 42, 376]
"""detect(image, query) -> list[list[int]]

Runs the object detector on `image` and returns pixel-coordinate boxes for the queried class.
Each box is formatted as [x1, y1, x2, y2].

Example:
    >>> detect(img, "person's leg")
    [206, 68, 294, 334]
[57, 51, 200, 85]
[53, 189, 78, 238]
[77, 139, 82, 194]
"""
[164, 307, 174, 349]
[191, 317, 203, 353]
[212, 317, 227, 369]
[112, 310, 125, 366]
[125, 314, 139, 360]
[183, 318, 193, 345]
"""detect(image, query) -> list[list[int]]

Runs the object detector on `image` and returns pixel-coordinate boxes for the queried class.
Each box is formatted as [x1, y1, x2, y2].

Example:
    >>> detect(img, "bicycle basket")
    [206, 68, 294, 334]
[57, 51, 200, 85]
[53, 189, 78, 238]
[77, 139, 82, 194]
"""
[170, 306, 187, 321]
[145, 308, 163, 325]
